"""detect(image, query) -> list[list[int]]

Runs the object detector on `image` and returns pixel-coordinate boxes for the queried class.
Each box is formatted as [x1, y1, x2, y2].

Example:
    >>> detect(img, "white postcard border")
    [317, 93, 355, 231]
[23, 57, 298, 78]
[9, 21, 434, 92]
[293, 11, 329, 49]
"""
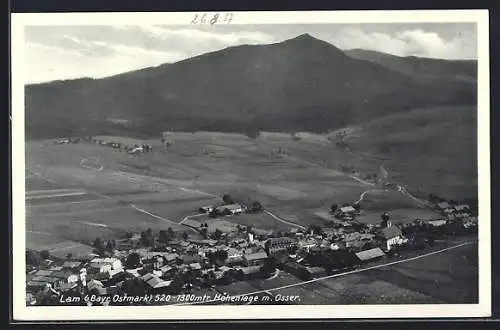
[11, 9, 491, 320]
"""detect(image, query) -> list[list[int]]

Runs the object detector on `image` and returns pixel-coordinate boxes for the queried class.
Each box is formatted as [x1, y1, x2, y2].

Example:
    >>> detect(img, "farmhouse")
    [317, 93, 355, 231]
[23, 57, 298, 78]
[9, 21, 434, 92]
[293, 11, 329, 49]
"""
[88, 262, 113, 274]
[436, 202, 451, 210]
[199, 206, 215, 213]
[27, 280, 52, 292]
[61, 261, 83, 270]
[265, 237, 298, 256]
[355, 247, 385, 263]
[216, 204, 245, 215]
[243, 251, 268, 266]
[298, 238, 318, 251]
[90, 257, 123, 270]
[34, 270, 54, 277]
[239, 266, 262, 277]
[426, 219, 448, 227]
[455, 204, 471, 212]
[32, 276, 60, 287]
[377, 225, 405, 251]
[141, 273, 172, 291]
[51, 270, 79, 284]
[335, 206, 357, 219]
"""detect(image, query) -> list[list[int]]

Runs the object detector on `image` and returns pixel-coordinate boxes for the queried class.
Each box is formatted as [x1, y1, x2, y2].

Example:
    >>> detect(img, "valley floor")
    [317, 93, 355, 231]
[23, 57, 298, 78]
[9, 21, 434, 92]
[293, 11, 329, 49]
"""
[23, 132, 479, 304]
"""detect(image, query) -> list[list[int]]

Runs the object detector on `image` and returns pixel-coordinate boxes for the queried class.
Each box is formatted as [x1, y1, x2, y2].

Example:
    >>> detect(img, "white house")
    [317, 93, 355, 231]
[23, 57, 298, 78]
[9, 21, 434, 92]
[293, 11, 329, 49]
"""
[217, 204, 245, 215]
[88, 262, 113, 274]
[335, 206, 357, 219]
[91, 257, 122, 270]
[378, 225, 406, 251]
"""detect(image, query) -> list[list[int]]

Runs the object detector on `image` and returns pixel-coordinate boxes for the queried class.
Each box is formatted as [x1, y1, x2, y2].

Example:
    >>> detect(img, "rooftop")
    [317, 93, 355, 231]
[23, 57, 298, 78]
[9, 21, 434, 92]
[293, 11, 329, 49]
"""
[380, 226, 403, 239]
[243, 251, 268, 261]
[355, 247, 386, 261]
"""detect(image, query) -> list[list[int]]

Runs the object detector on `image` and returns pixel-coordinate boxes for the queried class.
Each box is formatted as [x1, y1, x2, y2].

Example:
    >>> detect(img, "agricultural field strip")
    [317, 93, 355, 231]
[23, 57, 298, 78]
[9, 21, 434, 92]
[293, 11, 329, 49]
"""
[180, 213, 206, 225]
[80, 157, 104, 171]
[174, 240, 475, 305]
[263, 210, 306, 230]
[26, 188, 81, 195]
[26, 191, 88, 200]
[25, 168, 186, 229]
[26, 168, 57, 184]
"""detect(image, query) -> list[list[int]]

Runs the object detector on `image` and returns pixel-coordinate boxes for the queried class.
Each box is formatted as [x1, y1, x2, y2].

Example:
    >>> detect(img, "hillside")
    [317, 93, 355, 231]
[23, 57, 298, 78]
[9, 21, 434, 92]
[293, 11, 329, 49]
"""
[344, 49, 477, 84]
[342, 105, 477, 200]
[25, 34, 476, 139]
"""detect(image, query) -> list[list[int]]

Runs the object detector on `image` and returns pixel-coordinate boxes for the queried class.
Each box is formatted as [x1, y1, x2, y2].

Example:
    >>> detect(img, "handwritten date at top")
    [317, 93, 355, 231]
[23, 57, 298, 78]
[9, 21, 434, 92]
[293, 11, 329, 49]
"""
[191, 13, 233, 25]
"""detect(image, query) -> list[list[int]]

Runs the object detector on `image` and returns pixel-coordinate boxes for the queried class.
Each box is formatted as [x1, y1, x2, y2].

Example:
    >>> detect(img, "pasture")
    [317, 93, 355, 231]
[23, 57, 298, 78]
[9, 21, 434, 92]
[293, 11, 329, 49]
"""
[24, 130, 456, 256]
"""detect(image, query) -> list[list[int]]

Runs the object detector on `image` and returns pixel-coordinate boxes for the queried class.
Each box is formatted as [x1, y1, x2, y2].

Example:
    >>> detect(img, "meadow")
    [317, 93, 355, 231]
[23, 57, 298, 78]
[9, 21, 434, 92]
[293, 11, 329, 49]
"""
[24, 127, 467, 255]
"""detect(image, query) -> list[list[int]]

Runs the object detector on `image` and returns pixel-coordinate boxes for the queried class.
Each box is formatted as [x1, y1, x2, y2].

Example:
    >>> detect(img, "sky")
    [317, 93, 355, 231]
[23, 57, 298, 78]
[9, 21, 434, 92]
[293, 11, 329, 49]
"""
[24, 23, 477, 83]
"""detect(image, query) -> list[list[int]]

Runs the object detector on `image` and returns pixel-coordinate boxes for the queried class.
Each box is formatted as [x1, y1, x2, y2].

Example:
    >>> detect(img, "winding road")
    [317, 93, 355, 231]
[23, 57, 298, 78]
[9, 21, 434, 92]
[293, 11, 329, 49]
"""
[263, 210, 306, 230]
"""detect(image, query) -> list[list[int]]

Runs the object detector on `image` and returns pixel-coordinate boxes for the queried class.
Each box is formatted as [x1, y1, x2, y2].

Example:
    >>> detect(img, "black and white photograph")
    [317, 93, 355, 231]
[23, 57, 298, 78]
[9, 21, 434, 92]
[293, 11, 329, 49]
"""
[11, 10, 491, 320]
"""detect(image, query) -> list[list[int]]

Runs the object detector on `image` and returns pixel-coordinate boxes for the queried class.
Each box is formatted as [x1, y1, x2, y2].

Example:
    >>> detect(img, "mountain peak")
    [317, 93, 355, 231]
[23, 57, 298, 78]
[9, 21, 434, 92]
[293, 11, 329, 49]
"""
[286, 33, 322, 43]
[296, 33, 316, 39]
[276, 33, 346, 58]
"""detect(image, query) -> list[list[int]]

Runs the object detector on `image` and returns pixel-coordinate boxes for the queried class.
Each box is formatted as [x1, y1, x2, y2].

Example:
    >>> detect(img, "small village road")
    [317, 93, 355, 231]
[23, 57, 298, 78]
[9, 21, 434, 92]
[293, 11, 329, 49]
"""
[263, 210, 306, 230]
[174, 240, 476, 305]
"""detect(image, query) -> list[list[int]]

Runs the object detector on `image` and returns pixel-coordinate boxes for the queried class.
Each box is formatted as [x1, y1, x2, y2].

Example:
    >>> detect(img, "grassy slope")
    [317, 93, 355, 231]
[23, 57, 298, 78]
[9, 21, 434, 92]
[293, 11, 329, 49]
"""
[344, 105, 477, 200]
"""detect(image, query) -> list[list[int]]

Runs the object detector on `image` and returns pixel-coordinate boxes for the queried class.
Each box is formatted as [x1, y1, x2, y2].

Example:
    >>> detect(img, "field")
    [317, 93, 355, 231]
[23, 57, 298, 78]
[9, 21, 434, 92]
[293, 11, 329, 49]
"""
[23, 133, 479, 305]
[24, 130, 468, 257]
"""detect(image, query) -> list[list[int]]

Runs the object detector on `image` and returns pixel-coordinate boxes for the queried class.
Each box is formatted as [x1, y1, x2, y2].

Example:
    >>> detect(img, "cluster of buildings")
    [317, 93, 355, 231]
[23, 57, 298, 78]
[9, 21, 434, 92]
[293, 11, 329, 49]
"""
[53, 136, 153, 154]
[91, 138, 153, 154]
[26, 192, 478, 306]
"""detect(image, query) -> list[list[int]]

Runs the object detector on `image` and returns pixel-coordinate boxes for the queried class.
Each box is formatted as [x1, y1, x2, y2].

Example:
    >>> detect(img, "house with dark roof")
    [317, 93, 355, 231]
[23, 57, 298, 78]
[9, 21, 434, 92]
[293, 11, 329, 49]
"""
[51, 270, 79, 284]
[377, 225, 405, 251]
[335, 206, 358, 219]
[243, 251, 268, 266]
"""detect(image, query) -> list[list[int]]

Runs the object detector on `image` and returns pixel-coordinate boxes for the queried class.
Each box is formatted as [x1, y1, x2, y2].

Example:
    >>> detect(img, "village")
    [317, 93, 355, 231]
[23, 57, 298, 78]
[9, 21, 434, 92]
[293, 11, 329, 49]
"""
[25, 187, 478, 306]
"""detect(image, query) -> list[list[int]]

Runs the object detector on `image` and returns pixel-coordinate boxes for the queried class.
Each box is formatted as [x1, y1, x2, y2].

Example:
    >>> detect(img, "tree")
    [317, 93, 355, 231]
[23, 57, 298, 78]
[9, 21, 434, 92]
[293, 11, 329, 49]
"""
[39, 250, 50, 260]
[381, 212, 390, 222]
[26, 250, 43, 266]
[106, 239, 116, 252]
[213, 229, 223, 240]
[182, 232, 189, 240]
[249, 201, 263, 213]
[222, 194, 233, 204]
[246, 226, 253, 234]
[208, 209, 218, 218]
[200, 227, 208, 239]
[261, 258, 277, 275]
[167, 227, 175, 240]
[66, 253, 73, 260]
[207, 249, 228, 266]
[158, 230, 169, 244]
[380, 212, 390, 227]
[125, 252, 141, 269]
[140, 231, 154, 247]
[308, 225, 323, 236]
[93, 238, 104, 251]
[353, 203, 361, 211]
[330, 204, 338, 213]
[245, 128, 260, 139]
